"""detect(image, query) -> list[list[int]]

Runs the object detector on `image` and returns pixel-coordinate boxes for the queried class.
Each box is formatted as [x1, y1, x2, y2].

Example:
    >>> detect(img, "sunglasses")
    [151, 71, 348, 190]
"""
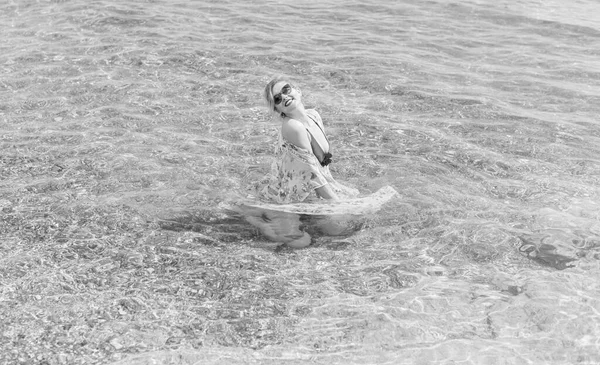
[273, 84, 292, 105]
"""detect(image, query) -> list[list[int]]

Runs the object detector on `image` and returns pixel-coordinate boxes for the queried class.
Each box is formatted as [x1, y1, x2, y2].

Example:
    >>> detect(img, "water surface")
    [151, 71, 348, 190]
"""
[1, 0, 599, 364]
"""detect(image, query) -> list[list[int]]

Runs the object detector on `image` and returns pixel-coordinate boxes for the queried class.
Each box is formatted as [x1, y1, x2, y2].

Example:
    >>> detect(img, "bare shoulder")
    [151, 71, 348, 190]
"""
[282, 118, 305, 134]
[282, 118, 311, 150]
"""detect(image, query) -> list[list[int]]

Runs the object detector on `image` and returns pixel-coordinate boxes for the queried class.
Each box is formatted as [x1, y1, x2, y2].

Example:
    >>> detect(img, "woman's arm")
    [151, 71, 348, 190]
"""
[315, 184, 339, 200]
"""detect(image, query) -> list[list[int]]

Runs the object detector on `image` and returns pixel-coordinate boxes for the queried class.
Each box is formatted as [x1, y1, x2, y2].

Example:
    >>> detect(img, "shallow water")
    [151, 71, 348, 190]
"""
[1, 0, 600, 364]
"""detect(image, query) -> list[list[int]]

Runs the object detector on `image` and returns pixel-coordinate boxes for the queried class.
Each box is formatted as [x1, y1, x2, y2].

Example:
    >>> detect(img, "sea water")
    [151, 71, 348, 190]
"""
[1, 0, 599, 364]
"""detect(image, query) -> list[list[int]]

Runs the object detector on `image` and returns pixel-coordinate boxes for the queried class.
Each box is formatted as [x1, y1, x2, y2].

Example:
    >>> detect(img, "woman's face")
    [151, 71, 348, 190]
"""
[272, 81, 301, 113]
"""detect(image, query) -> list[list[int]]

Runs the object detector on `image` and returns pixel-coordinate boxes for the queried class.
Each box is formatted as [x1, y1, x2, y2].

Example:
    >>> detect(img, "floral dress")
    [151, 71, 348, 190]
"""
[252, 110, 359, 204]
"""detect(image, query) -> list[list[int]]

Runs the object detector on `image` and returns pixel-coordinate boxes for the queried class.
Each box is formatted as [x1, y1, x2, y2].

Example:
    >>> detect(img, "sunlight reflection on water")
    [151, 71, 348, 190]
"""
[1, 0, 600, 364]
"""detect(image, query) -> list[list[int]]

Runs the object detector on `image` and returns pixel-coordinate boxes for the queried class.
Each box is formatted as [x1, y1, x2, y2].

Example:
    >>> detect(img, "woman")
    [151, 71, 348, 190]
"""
[238, 77, 359, 248]
[253, 77, 359, 203]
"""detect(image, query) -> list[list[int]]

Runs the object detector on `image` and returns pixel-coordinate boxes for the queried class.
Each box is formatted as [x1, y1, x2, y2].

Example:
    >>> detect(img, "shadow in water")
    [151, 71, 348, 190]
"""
[157, 209, 258, 245]
[157, 208, 363, 249]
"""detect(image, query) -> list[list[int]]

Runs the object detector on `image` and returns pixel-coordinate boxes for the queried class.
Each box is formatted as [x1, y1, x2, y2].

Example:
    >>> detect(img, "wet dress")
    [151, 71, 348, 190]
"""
[253, 109, 359, 204]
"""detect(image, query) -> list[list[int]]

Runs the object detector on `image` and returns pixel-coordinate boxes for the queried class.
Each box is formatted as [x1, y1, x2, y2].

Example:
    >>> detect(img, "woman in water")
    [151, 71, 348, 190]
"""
[254, 76, 359, 203]
[240, 77, 359, 248]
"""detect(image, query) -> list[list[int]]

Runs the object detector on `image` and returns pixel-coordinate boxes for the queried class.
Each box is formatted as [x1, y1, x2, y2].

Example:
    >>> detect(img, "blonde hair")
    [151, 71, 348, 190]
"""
[264, 76, 288, 118]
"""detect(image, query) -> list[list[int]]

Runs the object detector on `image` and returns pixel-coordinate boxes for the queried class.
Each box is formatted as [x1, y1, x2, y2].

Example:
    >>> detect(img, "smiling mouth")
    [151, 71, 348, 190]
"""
[284, 99, 293, 107]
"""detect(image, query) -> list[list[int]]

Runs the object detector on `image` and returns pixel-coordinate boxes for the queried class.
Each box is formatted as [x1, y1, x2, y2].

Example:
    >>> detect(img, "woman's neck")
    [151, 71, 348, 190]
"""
[284, 104, 309, 122]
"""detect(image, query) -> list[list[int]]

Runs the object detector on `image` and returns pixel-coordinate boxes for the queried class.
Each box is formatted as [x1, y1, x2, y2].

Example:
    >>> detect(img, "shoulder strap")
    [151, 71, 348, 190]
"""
[305, 113, 329, 144]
